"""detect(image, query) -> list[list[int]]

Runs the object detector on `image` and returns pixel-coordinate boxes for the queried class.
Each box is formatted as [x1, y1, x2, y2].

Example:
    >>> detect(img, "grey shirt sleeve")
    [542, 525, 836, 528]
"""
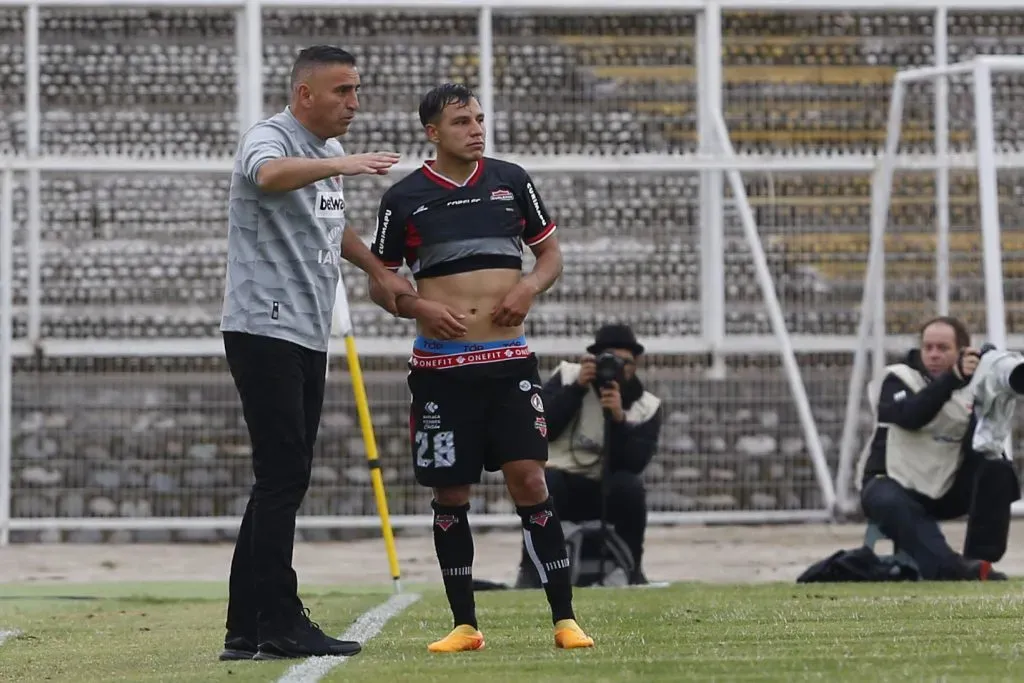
[240, 123, 289, 186]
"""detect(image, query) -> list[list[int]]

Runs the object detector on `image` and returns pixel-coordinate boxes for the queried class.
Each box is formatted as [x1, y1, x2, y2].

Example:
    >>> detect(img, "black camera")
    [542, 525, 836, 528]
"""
[594, 351, 627, 389]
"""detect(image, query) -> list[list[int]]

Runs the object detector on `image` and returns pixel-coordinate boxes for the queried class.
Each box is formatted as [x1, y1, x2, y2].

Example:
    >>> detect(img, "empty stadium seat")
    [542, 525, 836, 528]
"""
[5, 9, 1024, 535]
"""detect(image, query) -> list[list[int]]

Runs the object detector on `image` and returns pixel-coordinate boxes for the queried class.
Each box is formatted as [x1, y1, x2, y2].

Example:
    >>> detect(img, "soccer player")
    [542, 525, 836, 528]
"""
[367, 83, 594, 652]
[218, 45, 409, 661]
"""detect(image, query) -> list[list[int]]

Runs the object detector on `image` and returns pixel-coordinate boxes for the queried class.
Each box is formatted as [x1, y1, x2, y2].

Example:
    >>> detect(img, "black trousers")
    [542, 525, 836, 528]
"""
[520, 468, 648, 574]
[861, 452, 1019, 580]
[222, 331, 327, 634]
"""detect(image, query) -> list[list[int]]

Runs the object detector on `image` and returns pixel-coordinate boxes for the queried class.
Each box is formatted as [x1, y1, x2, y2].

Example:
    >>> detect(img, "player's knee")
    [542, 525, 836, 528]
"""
[503, 461, 549, 506]
[860, 477, 908, 520]
[433, 485, 471, 508]
[252, 449, 312, 499]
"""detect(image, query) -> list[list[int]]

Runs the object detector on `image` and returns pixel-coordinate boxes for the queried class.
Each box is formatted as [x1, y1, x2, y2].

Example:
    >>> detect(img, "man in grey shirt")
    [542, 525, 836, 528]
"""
[218, 45, 409, 662]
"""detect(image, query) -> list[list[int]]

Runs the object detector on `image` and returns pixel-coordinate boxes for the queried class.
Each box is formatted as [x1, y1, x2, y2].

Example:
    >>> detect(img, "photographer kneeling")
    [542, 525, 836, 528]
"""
[856, 316, 1020, 581]
[515, 324, 662, 587]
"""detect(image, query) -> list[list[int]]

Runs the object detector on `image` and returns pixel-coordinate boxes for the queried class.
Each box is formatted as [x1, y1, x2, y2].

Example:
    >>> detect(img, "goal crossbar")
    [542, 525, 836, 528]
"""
[834, 56, 1024, 513]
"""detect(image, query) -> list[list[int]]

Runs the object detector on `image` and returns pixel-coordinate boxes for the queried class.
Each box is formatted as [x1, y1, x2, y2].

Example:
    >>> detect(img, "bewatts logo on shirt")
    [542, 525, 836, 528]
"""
[315, 191, 346, 218]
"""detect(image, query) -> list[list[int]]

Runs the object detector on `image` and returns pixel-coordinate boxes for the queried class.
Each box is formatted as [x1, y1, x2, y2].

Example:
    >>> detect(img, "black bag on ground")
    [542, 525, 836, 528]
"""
[797, 545, 920, 583]
[563, 520, 636, 587]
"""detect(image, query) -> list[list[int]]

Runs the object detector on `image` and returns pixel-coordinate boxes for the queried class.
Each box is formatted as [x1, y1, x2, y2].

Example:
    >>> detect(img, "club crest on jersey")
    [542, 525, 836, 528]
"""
[490, 188, 514, 202]
[315, 191, 346, 219]
[529, 509, 552, 527]
[435, 514, 458, 531]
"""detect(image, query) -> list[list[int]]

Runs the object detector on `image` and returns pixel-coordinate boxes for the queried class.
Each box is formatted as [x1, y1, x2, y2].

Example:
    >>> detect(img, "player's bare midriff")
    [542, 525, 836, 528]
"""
[417, 268, 525, 341]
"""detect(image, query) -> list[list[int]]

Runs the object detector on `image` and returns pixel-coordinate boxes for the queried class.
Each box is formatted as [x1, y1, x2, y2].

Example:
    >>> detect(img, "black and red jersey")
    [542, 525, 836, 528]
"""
[370, 157, 557, 280]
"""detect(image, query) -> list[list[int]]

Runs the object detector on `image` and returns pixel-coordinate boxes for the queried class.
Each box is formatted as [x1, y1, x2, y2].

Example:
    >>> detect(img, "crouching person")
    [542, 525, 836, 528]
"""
[856, 316, 1021, 581]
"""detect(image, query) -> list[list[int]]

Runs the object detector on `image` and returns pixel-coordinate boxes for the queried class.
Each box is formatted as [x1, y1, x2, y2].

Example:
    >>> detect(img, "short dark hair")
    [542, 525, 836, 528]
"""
[290, 45, 357, 89]
[920, 315, 971, 349]
[419, 83, 477, 127]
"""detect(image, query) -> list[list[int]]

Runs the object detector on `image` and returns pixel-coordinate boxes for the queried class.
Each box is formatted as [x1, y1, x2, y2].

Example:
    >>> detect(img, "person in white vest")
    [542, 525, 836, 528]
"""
[856, 316, 1020, 581]
[515, 324, 662, 587]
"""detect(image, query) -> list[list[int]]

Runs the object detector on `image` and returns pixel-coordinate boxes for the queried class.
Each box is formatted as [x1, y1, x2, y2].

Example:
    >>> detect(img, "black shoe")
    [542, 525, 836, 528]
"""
[218, 633, 258, 661]
[980, 561, 1009, 581]
[253, 608, 362, 660]
[964, 559, 1009, 581]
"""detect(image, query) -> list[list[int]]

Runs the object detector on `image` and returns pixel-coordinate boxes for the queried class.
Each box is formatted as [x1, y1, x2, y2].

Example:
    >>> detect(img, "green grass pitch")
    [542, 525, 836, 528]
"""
[0, 579, 1021, 682]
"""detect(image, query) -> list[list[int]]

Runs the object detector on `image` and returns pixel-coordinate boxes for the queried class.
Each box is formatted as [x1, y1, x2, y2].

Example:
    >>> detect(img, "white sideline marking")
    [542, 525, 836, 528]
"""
[275, 593, 420, 683]
[0, 629, 22, 646]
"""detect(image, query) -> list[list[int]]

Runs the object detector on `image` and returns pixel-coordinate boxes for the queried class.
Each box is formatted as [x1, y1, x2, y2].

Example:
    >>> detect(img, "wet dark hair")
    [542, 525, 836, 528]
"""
[419, 83, 477, 127]
[290, 45, 357, 89]
[920, 315, 971, 349]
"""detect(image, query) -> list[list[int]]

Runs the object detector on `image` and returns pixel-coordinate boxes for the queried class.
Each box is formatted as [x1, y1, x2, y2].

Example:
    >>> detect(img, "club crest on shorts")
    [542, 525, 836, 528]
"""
[434, 514, 458, 531]
[519, 380, 532, 392]
[531, 393, 544, 413]
[534, 415, 547, 437]
[529, 509, 553, 527]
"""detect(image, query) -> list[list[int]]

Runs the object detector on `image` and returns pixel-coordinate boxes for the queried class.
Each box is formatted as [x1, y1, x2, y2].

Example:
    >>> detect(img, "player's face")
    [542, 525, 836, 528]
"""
[298, 64, 361, 138]
[430, 98, 485, 162]
[920, 322, 960, 377]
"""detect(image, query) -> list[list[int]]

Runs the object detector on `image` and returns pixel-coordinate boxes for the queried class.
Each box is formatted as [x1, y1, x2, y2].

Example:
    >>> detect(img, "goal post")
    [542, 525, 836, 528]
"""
[834, 56, 1024, 514]
[711, 112, 837, 514]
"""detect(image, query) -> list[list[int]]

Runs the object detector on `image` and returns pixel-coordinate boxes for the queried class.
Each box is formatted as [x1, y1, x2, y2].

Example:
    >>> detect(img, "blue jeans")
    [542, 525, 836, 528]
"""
[860, 453, 1018, 580]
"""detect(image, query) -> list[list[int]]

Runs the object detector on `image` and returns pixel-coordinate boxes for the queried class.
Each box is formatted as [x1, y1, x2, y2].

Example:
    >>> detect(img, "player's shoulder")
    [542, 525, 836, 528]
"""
[385, 167, 425, 194]
[380, 166, 431, 204]
[240, 110, 293, 145]
[483, 156, 530, 180]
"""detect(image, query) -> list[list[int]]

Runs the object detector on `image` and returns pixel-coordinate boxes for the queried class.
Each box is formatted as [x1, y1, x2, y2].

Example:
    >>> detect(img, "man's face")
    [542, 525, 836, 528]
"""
[920, 322, 960, 377]
[608, 348, 637, 382]
[426, 97, 485, 162]
[296, 63, 361, 138]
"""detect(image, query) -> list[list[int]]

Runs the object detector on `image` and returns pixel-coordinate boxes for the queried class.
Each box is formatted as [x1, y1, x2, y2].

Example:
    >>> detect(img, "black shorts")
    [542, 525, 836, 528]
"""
[407, 354, 549, 488]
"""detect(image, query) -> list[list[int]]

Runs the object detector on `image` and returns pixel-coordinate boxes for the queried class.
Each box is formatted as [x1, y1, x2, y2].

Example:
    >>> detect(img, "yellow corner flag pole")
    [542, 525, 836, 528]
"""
[331, 277, 402, 594]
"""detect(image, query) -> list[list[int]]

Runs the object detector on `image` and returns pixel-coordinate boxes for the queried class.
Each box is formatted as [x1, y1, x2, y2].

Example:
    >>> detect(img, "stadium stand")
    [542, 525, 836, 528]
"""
[4, 8, 1024, 539]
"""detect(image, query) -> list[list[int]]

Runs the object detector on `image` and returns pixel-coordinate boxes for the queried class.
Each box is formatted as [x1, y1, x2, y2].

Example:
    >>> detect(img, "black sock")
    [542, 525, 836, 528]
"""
[517, 498, 575, 624]
[431, 500, 477, 629]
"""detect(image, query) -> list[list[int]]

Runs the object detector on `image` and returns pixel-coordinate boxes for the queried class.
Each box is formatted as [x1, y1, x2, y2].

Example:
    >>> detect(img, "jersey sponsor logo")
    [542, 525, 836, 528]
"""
[409, 346, 530, 369]
[526, 182, 546, 224]
[446, 198, 481, 207]
[375, 209, 392, 255]
[315, 191, 346, 218]
[491, 189, 514, 201]
[519, 380, 532, 392]
[317, 226, 343, 266]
